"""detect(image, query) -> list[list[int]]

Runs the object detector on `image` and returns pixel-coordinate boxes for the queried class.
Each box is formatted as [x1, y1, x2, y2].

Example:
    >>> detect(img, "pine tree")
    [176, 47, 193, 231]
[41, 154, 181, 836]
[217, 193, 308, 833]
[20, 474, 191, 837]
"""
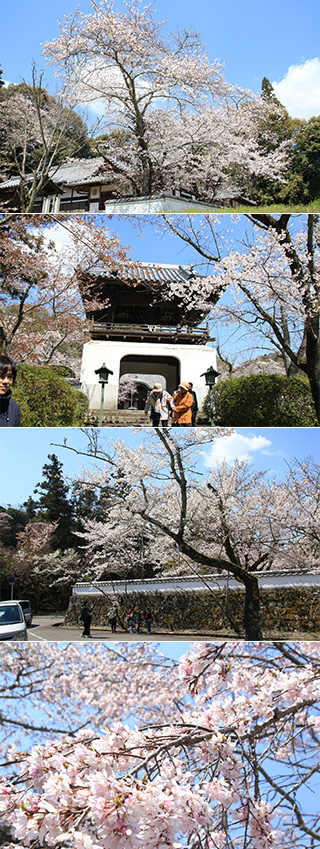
[22, 496, 38, 522]
[34, 454, 74, 550]
[261, 76, 282, 107]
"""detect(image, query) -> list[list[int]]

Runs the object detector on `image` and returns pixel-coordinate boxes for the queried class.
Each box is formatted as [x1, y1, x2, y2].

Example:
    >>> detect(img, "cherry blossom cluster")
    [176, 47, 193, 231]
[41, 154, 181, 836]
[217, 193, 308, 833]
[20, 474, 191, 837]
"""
[145, 213, 319, 420]
[70, 430, 319, 583]
[41, 1, 288, 199]
[0, 641, 319, 848]
[0, 215, 128, 369]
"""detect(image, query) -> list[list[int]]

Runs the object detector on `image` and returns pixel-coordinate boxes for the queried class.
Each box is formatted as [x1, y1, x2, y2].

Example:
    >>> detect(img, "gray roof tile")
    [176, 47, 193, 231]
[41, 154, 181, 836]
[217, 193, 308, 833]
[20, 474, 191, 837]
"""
[90, 261, 199, 285]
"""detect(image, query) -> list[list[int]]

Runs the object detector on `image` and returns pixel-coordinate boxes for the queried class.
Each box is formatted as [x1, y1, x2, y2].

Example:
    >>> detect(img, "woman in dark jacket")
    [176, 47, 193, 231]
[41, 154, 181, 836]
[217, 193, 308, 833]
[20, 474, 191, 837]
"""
[0, 355, 21, 427]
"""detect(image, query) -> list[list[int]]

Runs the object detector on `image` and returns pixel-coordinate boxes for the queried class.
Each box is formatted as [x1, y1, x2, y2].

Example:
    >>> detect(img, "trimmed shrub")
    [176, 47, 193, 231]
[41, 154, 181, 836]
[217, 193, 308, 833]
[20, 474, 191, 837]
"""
[203, 374, 318, 426]
[12, 365, 88, 427]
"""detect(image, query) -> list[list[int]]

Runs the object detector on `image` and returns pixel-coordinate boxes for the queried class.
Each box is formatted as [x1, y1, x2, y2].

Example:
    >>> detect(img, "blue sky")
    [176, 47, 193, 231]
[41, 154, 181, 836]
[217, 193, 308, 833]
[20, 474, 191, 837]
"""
[1, 0, 319, 118]
[104, 213, 249, 266]
[0, 426, 318, 507]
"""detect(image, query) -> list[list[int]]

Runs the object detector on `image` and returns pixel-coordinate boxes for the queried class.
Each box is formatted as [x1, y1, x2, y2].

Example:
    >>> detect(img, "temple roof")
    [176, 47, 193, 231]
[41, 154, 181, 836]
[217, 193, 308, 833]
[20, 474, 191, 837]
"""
[0, 157, 113, 191]
[88, 261, 199, 287]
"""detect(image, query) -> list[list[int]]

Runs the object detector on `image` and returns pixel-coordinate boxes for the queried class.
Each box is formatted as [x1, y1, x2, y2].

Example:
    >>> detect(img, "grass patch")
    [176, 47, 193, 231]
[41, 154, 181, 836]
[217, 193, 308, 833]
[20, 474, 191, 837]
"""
[178, 200, 320, 214]
[218, 200, 320, 213]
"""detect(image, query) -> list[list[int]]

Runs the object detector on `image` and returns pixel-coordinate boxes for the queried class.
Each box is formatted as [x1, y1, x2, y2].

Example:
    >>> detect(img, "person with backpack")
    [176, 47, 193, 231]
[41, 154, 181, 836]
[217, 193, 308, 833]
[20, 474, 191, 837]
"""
[108, 604, 117, 633]
[80, 599, 93, 638]
[126, 609, 135, 633]
[144, 607, 152, 634]
[145, 383, 172, 427]
[135, 607, 142, 633]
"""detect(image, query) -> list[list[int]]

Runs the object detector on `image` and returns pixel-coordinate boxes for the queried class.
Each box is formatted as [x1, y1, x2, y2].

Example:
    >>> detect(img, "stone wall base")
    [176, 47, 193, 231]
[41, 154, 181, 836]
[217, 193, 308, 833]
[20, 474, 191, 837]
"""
[66, 586, 320, 635]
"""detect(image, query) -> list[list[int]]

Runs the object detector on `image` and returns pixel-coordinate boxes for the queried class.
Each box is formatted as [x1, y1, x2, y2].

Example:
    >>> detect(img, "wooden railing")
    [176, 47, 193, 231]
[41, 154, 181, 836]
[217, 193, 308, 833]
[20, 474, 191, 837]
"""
[90, 321, 214, 343]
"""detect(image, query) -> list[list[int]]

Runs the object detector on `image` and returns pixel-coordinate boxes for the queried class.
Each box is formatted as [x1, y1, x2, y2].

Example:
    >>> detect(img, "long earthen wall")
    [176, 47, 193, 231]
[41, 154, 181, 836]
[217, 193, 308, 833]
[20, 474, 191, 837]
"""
[66, 586, 320, 637]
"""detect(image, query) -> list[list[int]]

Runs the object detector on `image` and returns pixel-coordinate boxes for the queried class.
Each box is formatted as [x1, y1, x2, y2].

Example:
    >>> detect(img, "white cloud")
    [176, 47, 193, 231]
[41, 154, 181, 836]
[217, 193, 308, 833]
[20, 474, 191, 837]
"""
[43, 223, 73, 254]
[273, 58, 320, 119]
[71, 61, 156, 123]
[204, 432, 272, 467]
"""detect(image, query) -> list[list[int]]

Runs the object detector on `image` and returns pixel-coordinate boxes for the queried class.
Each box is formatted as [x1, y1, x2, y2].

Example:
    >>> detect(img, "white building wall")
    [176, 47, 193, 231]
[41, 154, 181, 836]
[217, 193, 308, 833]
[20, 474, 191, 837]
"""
[104, 195, 218, 213]
[81, 340, 217, 411]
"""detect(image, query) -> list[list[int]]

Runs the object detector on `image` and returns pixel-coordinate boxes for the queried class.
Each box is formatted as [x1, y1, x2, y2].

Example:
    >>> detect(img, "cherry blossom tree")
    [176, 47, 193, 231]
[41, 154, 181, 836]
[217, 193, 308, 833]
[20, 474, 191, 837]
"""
[118, 374, 140, 408]
[0, 642, 178, 750]
[140, 102, 288, 201]
[55, 428, 320, 639]
[15, 521, 56, 559]
[0, 214, 128, 368]
[0, 640, 319, 849]
[144, 213, 320, 421]
[42, 0, 288, 199]
[0, 67, 90, 213]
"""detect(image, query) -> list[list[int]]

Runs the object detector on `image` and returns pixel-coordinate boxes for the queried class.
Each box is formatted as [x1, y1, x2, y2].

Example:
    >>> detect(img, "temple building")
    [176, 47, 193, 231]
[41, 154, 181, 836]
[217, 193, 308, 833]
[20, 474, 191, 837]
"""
[79, 261, 218, 421]
[0, 158, 244, 212]
[0, 158, 119, 212]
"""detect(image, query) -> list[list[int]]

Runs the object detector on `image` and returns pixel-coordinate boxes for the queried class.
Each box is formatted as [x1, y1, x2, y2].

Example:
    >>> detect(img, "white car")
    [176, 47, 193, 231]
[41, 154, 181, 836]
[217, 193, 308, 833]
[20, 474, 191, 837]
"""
[0, 601, 28, 641]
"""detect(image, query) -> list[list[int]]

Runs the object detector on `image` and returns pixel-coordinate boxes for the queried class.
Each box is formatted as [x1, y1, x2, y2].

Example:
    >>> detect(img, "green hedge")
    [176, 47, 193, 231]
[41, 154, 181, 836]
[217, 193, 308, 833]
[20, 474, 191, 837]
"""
[12, 365, 88, 427]
[203, 374, 318, 426]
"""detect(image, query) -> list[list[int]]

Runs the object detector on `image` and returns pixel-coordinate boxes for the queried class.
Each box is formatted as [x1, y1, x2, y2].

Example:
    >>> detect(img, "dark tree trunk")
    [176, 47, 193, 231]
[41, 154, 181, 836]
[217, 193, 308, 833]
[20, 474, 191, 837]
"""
[304, 317, 320, 423]
[177, 540, 263, 640]
[242, 573, 263, 640]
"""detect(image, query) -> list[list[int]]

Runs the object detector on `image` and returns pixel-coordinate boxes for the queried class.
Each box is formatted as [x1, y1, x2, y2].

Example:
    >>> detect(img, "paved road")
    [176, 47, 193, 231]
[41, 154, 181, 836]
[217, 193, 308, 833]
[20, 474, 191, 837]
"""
[27, 616, 218, 642]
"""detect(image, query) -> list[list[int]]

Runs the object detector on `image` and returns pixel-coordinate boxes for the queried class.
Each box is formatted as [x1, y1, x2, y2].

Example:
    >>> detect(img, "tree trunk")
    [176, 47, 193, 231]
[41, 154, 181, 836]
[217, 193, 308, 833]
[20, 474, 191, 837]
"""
[135, 117, 153, 195]
[242, 573, 263, 639]
[305, 317, 320, 423]
[176, 540, 263, 639]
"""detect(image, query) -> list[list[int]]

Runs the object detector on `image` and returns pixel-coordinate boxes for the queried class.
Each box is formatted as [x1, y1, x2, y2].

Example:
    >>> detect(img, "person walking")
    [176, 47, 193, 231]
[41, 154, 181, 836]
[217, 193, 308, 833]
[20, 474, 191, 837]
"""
[145, 383, 172, 427]
[172, 382, 193, 426]
[126, 609, 134, 633]
[188, 382, 199, 427]
[108, 604, 117, 633]
[144, 608, 152, 634]
[0, 355, 21, 427]
[135, 607, 142, 633]
[80, 599, 93, 638]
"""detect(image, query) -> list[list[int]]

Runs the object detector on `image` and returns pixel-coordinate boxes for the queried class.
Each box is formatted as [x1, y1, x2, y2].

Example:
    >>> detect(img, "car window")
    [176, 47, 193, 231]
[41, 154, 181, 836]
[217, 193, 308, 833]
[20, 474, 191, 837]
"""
[0, 605, 23, 625]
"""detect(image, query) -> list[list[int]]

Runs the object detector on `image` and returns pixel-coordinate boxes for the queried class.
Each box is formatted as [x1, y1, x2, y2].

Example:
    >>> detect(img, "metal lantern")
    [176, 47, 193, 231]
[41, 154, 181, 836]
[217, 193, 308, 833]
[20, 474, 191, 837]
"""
[200, 366, 220, 426]
[94, 364, 113, 425]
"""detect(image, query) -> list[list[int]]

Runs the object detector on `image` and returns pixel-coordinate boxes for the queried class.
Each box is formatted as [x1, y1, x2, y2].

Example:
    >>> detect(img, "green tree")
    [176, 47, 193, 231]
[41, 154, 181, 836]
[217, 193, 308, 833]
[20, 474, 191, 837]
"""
[203, 374, 318, 426]
[251, 77, 300, 204]
[13, 365, 88, 427]
[291, 115, 320, 200]
[34, 454, 75, 551]
[22, 496, 39, 522]
[0, 505, 28, 548]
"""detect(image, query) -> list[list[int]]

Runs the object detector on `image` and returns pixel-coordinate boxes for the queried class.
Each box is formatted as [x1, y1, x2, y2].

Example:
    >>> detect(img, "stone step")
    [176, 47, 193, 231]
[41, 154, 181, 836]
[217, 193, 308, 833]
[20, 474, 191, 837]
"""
[86, 409, 149, 426]
[86, 410, 207, 427]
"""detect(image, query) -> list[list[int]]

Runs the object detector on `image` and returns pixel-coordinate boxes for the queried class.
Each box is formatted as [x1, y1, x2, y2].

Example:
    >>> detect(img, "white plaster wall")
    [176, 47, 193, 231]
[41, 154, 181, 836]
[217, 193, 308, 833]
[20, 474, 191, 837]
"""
[104, 196, 218, 213]
[81, 340, 217, 410]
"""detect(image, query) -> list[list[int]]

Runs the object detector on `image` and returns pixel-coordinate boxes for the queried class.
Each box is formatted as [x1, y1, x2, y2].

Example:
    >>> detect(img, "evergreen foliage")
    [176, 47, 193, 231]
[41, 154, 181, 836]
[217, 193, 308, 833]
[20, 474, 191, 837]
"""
[12, 365, 88, 426]
[34, 454, 74, 551]
[203, 374, 318, 426]
[292, 116, 320, 200]
[0, 505, 28, 548]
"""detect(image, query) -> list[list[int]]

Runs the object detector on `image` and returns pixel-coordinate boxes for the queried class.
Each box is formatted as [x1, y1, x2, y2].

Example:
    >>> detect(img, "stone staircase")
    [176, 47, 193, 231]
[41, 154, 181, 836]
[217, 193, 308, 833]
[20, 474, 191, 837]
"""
[86, 409, 150, 427]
